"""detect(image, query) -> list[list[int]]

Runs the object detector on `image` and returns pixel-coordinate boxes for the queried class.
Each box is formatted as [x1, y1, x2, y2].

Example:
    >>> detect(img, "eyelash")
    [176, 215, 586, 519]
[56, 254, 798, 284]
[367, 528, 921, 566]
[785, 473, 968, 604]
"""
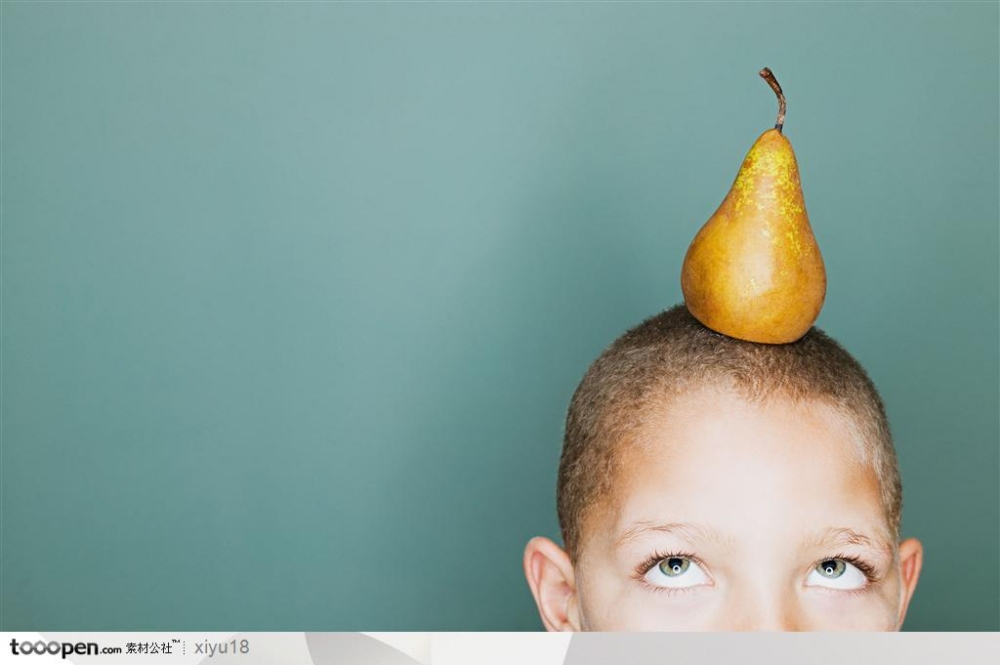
[631, 551, 881, 595]
[631, 550, 705, 595]
[819, 552, 882, 594]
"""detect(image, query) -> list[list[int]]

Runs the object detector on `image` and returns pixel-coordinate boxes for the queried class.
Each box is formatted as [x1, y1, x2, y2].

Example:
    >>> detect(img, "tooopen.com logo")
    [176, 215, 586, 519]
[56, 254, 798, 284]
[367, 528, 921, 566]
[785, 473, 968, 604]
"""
[9, 639, 123, 658]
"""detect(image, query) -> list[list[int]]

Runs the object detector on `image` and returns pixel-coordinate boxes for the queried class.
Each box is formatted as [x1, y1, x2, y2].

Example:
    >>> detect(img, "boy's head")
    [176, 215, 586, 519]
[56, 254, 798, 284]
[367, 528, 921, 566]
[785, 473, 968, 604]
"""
[524, 305, 922, 631]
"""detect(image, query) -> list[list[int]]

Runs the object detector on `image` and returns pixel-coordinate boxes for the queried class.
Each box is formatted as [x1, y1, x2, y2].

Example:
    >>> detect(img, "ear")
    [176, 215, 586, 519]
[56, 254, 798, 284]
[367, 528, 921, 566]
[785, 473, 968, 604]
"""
[522, 536, 583, 631]
[895, 537, 924, 630]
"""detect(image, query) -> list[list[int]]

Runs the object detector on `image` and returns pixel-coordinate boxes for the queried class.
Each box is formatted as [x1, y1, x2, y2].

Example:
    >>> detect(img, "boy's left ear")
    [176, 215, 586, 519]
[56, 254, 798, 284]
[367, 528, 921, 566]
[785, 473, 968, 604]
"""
[895, 537, 924, 629]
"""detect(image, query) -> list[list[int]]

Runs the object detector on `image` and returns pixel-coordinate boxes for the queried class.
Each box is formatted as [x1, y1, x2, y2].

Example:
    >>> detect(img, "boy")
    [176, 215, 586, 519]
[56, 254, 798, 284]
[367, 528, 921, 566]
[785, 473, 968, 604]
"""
[523, 305, 923, 631]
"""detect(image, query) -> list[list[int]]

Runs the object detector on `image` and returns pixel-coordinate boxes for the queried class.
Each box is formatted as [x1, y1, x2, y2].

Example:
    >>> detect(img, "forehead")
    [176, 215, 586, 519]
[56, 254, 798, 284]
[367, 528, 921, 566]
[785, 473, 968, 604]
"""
[600, 387, 889, 549]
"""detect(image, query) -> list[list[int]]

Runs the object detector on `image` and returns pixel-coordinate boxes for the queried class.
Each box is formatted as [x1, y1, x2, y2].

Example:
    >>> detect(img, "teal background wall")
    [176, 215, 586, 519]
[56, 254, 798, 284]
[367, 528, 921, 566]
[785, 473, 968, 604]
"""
[2, 1, 997, 631]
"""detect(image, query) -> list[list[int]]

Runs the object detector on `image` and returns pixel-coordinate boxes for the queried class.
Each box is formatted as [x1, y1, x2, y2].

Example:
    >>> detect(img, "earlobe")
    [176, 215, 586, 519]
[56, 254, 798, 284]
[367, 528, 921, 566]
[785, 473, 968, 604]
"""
[895, 537, 924, 630]
[522, 536, 582, 631]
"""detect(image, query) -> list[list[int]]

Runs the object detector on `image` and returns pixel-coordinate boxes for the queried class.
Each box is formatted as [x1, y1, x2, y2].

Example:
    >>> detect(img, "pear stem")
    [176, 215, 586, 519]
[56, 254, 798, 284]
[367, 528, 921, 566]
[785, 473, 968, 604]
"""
[759, 67, 786, 133]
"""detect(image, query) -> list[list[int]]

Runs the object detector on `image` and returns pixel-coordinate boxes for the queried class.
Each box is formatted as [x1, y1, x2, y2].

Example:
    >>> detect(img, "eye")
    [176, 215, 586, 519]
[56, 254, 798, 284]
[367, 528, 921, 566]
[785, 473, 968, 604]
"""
[806, 558, 868, 590]
[644, 555, 710, 589]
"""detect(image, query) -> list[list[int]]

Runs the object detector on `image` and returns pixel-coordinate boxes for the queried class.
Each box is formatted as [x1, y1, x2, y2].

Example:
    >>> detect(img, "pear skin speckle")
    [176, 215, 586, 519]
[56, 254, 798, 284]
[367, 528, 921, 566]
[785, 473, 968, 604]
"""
[681, 129, 826, 344]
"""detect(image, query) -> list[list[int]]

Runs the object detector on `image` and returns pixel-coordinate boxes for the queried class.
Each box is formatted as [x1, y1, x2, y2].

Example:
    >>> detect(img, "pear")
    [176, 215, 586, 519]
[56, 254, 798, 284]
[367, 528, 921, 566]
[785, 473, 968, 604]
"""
[681, 68, 826, 344]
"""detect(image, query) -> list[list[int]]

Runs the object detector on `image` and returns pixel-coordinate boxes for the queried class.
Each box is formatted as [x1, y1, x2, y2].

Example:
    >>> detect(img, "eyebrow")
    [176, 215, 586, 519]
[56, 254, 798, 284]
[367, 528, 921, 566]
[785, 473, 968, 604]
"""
[614, 521, 733, 549]
[810, 527, 895, 554]
[614, 522, 894, 554]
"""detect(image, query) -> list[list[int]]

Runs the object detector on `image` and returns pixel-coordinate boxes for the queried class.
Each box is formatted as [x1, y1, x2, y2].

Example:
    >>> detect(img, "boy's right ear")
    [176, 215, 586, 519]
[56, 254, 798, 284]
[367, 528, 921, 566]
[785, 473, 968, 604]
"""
[522, 536, 582, 631]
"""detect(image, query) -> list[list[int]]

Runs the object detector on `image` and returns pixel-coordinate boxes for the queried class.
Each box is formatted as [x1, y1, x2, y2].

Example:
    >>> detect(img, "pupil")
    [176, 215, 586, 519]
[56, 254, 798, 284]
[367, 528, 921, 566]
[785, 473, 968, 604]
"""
[820, 560, 843, 577]
[659, 557, 688, 576]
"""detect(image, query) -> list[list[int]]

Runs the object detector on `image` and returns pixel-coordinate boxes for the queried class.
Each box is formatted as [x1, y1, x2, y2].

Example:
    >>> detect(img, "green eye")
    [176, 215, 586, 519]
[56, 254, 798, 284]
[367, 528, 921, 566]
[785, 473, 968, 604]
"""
[817, 559, 847, 578]
[658, 557, 691, 577]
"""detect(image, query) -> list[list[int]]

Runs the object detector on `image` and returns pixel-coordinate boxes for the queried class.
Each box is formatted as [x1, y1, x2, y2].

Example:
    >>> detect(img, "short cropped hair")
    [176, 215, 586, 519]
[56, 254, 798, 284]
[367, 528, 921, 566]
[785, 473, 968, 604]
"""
[557, 304, 901, 563]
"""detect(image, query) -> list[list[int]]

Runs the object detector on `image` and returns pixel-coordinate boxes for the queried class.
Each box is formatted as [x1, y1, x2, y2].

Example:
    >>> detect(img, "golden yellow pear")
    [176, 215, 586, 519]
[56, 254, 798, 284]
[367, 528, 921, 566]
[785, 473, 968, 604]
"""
[681, 68, 826, 344]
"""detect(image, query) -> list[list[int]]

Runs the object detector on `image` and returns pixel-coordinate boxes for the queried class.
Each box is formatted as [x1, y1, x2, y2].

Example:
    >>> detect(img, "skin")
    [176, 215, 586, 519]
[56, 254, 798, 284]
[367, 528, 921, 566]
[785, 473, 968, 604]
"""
[524, 386, 923, 631]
